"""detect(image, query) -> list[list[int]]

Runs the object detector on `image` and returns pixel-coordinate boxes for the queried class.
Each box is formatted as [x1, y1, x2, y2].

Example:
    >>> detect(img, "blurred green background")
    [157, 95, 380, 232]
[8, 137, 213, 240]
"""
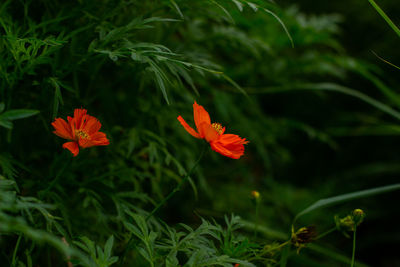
[1, 0, 400, 266]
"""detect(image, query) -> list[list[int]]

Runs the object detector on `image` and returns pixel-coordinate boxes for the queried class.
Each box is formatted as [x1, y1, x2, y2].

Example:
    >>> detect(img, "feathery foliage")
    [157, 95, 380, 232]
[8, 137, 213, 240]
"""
[1, 0, 400, 266]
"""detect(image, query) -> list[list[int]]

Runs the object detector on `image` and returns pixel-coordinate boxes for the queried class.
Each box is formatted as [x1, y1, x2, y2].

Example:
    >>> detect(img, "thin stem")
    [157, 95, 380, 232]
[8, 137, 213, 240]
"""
[11, 235, 22, 267]
[267, 240, 290, 253]
[315, 226, 336, 240]
[253, 200, 260, 239]
[249, 240, 290, 261]
[351, 227, 357, 267]
[145, 143, 207, 221]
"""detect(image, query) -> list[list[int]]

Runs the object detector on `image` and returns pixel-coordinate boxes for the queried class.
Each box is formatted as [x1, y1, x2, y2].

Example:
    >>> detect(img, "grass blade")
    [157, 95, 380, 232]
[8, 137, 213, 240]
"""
[368, 0, 400, 38]
[251, 83, 400, 121]
[262, 8, 294, 48]
[169, 0, 184, 19]
[294, 183, 400, 222]
[0, 109, 39, 120]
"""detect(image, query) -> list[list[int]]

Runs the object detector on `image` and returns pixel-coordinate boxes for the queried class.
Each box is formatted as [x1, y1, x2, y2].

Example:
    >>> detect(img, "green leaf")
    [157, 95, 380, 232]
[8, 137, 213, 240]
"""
[107, 256, 118, 266]
[137, 247, 152, 263]
[232, 0, 244, 12]
[148, 60, 170, 105]
[221, 74, 248, 97]
[124, 222, 144, 240]
[0, 178, 16, 189]
[96, 245, 105, 261]
[0, 109, 39, 121]
[247, 2, 258, 12]
[0, 119, 13, 129]
[169, 0, 184, 19]
[104, 235, 114, 258]
[262, 8, 294, 48]
[0, 102, 5, 113]
[280, 245, 289, 267]
[294, 183, 400, 222]
[49, 77, 64, 119]
[209, 0, 235, 24]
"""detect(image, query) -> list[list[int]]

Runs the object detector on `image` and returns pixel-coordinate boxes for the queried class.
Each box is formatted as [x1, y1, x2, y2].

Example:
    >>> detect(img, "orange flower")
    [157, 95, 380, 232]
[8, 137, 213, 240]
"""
[52, 108, 110, 156]
[177, 102, 249, 159]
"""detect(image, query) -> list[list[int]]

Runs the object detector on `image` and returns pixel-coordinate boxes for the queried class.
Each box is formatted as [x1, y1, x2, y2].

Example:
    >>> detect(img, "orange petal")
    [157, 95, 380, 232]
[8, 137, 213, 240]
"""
[198, 122, 219, 142]
[90, 132, 110, 146]
[73, 108, 87, 129]
[79, 132, 109, 148]
[209, 134, 248, 159]
[52, 118, 73, 140]
[78, 137, 91, 148]
[219, 134, 249, 145]
[177, 116, 201, 139]
[82, 115, 102, 135]
[193, 102, 211, 134]
[209, 142, 240, 159]
[62, 141, 79, 156]
[67, 116, 76, 139]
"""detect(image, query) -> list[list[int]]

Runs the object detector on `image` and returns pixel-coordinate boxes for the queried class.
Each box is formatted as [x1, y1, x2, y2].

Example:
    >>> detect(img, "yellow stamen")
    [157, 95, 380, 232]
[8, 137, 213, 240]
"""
[211, 122, 224, 135]
[75, 129, 89, 139]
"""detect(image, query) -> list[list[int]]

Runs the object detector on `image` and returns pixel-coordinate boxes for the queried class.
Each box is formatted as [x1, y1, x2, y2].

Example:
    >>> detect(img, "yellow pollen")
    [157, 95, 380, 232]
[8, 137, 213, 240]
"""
[211, 122, 224, 135]
[75, 129, 89, 139]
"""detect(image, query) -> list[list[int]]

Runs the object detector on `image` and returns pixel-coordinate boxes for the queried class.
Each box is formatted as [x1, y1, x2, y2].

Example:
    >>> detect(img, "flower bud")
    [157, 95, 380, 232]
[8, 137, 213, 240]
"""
[335, 215, 354, 232]
[251, 190, 260, 199]
[335, 209, 366, 237]
[352, 209, 365, 225]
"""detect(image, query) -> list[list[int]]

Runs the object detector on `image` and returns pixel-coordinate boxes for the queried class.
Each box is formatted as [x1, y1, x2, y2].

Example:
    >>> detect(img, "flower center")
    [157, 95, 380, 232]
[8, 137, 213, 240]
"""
[211, 122, 224, 135]
[75, 129, 89, 139]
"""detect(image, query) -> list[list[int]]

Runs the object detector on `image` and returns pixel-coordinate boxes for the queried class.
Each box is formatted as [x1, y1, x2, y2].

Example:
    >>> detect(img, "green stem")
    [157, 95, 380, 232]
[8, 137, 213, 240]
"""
[249, 240, 290, 261]
[315, 226, 336, 240]
[351, 227, 357, 267]
[253, 200, 260, 239]
[11, 235, 22, 267]
[145, 144, 207, 221]
[266, 240, 290, 253]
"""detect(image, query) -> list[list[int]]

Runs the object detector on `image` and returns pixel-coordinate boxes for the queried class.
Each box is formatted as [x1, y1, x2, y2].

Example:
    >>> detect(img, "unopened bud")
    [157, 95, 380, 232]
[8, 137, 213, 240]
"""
[251, 190, 260, 199]
[335, 215, 354, 231]
[335, 209, 366, 237]
[352, 209, 365, 225]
